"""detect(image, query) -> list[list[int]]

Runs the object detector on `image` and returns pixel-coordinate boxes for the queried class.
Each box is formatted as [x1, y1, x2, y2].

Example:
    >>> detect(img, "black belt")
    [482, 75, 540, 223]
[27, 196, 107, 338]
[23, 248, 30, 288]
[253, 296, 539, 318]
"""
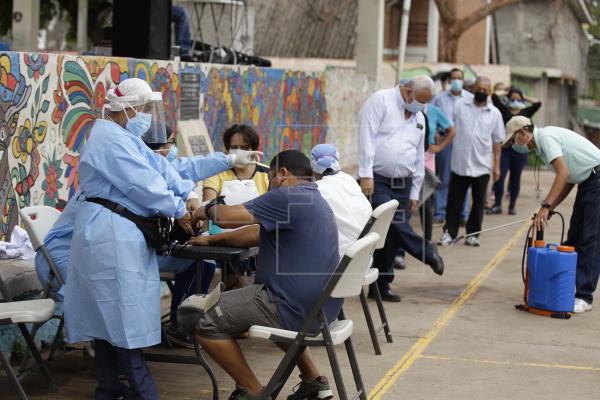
[582, 165, 600, 185]
[374, 173, 412, 189]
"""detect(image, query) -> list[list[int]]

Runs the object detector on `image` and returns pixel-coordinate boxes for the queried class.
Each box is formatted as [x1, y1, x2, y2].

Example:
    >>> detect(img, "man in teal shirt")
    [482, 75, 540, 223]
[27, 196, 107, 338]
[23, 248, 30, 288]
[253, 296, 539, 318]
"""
[504, 116, 600, 313]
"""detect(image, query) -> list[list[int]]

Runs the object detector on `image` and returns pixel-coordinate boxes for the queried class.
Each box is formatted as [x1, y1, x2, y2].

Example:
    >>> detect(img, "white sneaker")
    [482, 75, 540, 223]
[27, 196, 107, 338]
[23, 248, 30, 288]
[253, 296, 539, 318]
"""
[437, 231, 454, 246]
[464, 236, 480, 247]
[574, 298, 592, 313]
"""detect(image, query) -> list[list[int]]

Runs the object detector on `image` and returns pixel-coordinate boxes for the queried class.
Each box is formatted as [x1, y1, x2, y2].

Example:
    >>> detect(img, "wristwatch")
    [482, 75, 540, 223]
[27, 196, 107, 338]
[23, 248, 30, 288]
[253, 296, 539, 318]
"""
[204, 195, 226, 219]
[541, 201, 552, 209]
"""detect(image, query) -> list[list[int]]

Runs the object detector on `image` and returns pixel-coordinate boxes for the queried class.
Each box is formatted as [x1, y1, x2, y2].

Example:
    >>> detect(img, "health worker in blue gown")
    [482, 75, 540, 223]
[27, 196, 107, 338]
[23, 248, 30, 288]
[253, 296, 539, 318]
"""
[63, 78, 194, 400]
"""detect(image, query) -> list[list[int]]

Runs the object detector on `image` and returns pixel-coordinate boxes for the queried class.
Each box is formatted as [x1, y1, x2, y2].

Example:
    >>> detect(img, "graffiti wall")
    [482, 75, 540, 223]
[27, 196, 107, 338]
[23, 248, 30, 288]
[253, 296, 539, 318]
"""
[0, 52, 181, 240]
[0, 51, 367, 241]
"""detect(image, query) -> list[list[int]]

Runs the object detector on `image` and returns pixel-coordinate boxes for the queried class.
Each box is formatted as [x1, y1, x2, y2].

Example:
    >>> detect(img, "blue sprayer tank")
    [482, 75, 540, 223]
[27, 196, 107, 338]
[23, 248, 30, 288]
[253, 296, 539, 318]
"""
[527, 241, 577, 312]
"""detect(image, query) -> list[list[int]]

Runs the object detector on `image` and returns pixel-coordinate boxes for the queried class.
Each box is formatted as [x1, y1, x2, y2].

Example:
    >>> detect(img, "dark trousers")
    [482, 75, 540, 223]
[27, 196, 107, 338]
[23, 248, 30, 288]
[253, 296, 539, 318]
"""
[396, 196, 434, 260]
[172, 5, 192, 57]
[444, 173, 490, 238]
[372, 174, 435, 291]
[564, 174, 600, 304]
[493, 148, 528, 209]
[435, 143, 470, 221]
[94, 339, 159, 400]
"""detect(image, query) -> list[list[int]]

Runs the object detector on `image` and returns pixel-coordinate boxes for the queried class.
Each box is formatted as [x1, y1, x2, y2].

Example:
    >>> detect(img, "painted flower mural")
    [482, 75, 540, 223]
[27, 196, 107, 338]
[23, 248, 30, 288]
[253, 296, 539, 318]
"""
[41, 150, 63, 207]
[24, 53, 49, 81]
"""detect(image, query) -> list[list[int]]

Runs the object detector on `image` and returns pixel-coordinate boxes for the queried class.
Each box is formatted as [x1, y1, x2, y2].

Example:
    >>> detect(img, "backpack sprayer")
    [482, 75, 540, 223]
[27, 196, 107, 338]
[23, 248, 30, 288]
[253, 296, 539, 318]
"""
[451, 211, 577, 319]
[515, 211, 577, 319]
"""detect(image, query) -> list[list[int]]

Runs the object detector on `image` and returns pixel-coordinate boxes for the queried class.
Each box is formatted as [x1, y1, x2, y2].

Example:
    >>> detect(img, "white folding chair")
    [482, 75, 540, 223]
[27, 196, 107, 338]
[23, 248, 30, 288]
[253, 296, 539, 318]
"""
[18, 206, 65, 362]
[357, 199, 399, 355]
[0, 299, 57, 399]
[248, 233, 380, 400]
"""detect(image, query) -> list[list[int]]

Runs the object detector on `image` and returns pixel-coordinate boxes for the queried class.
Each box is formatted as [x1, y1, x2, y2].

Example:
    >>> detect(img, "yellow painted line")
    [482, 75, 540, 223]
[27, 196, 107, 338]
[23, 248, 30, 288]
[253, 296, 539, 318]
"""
[368, 221, 531, 400]
[419, 354, 600, 372]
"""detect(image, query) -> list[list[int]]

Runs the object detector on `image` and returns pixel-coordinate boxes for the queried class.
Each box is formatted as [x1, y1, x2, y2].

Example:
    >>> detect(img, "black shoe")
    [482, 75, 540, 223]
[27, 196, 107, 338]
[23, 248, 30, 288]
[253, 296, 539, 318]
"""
[508, 208, 517, 215]
[393, 255, 407, 270]
[229, 388, 262, 400]
[165, 325, 195, 349]
[180, 55, 194, 62]
[459, 219, 467, 227]
[486, 205, 502, 215]
[370, 287, 401, 302]
[428, 246, 445, 276]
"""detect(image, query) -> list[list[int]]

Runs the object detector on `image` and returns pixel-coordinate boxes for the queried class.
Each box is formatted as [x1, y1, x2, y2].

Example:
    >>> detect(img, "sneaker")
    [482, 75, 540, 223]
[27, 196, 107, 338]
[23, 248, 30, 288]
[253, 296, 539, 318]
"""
[437, 231, 454, 246]
[508, 208, 517, 215]
[393, 255, 407, 270]
[288, 375, 333, 400]
[165, 325, 195, 349]
[574, 298, 592, 313]
[459, 219, 467, 227]
[464, 236, 480, 247]
[433, 217, 444, 226]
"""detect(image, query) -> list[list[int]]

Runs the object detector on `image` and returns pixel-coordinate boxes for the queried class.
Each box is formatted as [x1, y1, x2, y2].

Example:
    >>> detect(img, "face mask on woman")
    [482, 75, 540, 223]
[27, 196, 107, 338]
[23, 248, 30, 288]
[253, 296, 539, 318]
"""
[509, 100, 526, 110]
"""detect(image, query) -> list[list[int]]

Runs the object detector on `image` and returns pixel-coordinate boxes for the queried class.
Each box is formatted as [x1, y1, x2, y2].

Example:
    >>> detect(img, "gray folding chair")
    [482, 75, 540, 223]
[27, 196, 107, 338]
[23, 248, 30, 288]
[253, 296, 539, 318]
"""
[248, 232, 380, 400]
[357, 199, 399, 355]
[0, 298, 57, 400]
[18, 206, 65, 362]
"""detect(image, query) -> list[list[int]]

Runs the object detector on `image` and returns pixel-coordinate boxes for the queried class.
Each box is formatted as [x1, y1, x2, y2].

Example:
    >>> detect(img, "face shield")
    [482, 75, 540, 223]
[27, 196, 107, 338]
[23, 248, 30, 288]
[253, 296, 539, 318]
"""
[138, 92, 167, 144]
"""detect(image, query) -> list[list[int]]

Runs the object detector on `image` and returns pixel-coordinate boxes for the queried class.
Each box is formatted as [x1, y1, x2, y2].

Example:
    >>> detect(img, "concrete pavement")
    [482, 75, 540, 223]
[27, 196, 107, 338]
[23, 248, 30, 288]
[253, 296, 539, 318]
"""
[3, 169, 599, 400]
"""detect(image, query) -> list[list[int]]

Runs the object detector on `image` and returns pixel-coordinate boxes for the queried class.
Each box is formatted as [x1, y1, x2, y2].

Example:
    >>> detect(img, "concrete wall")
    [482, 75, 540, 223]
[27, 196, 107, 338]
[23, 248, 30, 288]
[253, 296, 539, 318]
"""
[495, 0, 588, 91]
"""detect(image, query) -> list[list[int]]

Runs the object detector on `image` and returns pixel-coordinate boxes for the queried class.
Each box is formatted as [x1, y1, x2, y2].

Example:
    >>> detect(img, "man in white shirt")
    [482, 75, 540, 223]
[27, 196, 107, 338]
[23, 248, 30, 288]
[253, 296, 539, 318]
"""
[438, 76, 505, 247]
[358, 75, 444, 302]
[311, 144, 372, 258]
[432, 68, 474, 224]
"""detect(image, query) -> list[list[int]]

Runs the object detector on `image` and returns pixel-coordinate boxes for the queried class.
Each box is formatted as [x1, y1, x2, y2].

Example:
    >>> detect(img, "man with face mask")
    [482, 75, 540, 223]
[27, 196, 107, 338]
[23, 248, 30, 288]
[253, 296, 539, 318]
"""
[187, 150, 340, 400]
[503, 116, 600, 313]
[358, 75, 445, 302]
[432, 68, 474, 225]
[438, 76, 505, 248]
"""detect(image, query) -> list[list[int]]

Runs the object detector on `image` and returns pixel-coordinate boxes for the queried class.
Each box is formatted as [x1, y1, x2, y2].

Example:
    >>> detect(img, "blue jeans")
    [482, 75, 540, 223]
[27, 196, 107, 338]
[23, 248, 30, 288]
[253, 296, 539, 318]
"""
[172, 5, 192, 57]
[564, 174, 600, 304]
[435, 143, 470, 220]
[493, 147, 528, 210]
[94, 339, 159, 400]
[372, 174, 436, 291]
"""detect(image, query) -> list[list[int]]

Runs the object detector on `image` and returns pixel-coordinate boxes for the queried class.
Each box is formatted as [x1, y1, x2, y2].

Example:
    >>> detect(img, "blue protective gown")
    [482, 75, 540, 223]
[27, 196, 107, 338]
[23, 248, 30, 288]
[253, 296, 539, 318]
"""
[35, 145, 230, 301]
[64, 119, 193, 349]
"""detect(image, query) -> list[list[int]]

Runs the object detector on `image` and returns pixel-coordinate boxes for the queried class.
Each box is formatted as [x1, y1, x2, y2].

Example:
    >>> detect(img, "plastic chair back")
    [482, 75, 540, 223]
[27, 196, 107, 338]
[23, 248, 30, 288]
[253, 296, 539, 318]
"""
[369, 200, 399, 249]
[331, 233, 380, 299]
[19, 206, 61, 251]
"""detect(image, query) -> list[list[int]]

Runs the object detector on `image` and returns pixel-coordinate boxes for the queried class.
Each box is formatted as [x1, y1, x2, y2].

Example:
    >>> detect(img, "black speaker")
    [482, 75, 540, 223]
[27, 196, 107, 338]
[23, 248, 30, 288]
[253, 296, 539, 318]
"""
[112, 0, 172, 60]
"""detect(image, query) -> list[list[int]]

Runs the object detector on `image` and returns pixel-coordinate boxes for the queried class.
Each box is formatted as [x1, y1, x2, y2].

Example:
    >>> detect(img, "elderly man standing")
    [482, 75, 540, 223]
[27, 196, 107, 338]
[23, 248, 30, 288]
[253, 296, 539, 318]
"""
[438, 76, 505, 247]
[359, 75, 444, 302]
[432, 67, 474, 225]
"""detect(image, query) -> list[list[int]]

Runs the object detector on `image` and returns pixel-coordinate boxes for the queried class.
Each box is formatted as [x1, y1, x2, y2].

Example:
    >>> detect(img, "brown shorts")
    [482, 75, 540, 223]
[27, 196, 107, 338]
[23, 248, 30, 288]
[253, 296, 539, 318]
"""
[196, 284, 281, 339]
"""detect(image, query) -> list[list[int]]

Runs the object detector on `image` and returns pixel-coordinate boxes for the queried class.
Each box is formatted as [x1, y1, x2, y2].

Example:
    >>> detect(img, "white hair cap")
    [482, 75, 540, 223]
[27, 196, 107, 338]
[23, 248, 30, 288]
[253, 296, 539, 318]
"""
[105, 78, 154, 112]
[407, 75, 435, 94]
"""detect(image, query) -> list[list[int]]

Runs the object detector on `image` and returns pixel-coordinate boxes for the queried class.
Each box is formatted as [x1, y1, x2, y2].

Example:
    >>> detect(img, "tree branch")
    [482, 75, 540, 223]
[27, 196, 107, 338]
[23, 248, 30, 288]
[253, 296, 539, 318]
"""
[433, 0, 455, 24]
[455, 0, 521, 36]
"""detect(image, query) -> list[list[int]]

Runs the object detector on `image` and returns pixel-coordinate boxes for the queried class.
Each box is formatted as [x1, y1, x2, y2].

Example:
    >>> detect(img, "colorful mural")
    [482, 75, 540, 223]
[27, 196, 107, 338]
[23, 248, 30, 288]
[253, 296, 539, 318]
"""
[0, 52, 182, 240]
[179, 64, 328, 162]
[0, 52, 349, 241]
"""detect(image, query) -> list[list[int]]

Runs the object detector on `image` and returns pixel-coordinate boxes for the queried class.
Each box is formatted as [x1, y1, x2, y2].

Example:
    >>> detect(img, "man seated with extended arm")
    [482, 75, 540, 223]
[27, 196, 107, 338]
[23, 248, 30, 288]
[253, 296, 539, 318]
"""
[189, 150, 341, 400]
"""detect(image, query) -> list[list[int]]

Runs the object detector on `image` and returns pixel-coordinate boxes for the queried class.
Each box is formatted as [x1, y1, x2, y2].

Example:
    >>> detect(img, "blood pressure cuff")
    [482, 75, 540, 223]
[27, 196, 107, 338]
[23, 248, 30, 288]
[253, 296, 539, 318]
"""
[86, 197, 172, 252]
[177, 283, 224, 335]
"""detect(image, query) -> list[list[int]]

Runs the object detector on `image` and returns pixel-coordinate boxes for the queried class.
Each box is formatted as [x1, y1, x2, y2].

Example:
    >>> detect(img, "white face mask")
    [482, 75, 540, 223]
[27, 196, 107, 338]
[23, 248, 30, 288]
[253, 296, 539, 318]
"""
[228, 148, 245, 156]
